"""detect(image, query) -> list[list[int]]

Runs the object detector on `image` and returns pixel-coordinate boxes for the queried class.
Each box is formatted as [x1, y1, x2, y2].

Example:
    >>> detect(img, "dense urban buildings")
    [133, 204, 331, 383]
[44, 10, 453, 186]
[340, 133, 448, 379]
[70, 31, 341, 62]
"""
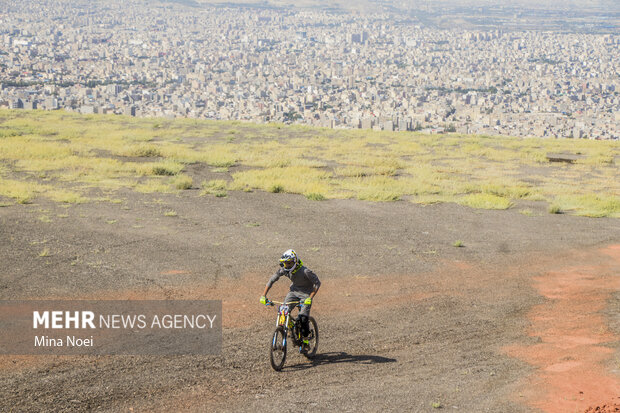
[1, 0, 618, 139]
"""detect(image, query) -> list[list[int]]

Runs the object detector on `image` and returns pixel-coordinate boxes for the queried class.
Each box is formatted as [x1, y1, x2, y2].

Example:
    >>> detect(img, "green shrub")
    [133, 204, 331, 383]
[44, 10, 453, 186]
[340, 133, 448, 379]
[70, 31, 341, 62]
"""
[269, 184, 284, 193]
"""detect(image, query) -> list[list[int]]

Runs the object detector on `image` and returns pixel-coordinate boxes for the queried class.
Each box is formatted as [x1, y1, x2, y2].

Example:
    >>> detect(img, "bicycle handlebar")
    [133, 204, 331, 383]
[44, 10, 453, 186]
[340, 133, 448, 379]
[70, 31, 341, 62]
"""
[265, 299, 301, 306]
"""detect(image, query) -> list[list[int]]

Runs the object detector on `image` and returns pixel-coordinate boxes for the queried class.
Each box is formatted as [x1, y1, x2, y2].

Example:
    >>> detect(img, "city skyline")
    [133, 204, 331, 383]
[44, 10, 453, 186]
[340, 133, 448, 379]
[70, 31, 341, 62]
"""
[1, 0, 618, 139]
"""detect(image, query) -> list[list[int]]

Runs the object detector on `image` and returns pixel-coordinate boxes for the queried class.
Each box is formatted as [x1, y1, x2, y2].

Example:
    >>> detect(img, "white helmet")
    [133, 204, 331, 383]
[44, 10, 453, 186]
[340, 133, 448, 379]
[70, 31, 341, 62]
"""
[279, 249, 298, 272]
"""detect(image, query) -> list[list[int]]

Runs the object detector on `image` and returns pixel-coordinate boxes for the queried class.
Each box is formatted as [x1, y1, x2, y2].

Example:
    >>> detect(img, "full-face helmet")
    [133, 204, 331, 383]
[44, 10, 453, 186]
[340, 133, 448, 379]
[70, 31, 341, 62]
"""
[279, 249, 298, 272]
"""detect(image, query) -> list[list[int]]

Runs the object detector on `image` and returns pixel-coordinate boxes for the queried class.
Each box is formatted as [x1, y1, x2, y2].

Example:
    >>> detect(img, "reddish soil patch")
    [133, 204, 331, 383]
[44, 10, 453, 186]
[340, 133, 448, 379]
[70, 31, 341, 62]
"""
[505, 245, 620, 413]
[583, 397, 620, 413]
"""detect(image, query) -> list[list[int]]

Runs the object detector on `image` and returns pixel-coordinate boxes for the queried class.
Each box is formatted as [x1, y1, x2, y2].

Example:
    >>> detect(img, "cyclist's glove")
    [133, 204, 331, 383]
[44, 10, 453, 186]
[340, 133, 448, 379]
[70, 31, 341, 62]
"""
[303, 297, 312, 306]
[260, 296, 267, 305]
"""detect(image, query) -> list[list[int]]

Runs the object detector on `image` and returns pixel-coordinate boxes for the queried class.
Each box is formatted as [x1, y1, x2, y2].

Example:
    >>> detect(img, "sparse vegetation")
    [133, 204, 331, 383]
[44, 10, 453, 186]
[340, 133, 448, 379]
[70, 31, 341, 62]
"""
[134, 179, 174, 194]
[200, 179, 228, 197]
[119, 143, 161, 158]
[335, 166, 371, 177]
[46, 189, 88, 204]
[305, 192, 326, 201]
[550, 194, 620, 218]
[172, 174, 193, 190]
[0, 109, 618, 217]
[149, 160, 184, 176]
[269, 184, 284, 193]
[458, 193, 513, 210]
[549, 204, 563, 214]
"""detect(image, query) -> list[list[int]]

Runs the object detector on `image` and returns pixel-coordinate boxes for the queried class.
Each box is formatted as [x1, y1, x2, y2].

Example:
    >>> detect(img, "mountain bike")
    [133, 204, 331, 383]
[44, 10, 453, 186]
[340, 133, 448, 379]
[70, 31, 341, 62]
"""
[264, 299, 319, 371]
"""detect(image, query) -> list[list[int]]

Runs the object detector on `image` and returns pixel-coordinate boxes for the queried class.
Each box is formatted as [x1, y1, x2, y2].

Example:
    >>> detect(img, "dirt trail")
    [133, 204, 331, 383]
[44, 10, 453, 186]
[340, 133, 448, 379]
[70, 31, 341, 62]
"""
[2, 247, 618, 412]
[505, 245, 620, 413]
[2, 189, 619, 412]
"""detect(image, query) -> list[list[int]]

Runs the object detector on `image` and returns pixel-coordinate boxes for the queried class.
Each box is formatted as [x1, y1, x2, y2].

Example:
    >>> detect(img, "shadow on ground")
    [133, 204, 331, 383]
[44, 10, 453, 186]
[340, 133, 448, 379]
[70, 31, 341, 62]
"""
[285, 351, 397, 371]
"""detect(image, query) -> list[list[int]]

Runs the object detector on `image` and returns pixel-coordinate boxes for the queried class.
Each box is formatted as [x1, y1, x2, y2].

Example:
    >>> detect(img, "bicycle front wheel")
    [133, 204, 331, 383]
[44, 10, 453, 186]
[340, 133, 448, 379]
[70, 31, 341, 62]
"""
[269, 326, 287, 371]
[303, 316, 319, 359]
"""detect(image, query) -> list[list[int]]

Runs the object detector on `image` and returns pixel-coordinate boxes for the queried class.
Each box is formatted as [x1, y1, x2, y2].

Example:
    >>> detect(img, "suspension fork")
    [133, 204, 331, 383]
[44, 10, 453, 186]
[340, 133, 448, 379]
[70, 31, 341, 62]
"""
[281, 314, 290, 348]
[275, 311, 291, 332]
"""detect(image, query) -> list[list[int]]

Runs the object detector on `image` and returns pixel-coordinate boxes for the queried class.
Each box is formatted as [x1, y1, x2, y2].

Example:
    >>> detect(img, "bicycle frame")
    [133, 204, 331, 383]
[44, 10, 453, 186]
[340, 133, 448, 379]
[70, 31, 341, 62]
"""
[269, 300, 303, 346]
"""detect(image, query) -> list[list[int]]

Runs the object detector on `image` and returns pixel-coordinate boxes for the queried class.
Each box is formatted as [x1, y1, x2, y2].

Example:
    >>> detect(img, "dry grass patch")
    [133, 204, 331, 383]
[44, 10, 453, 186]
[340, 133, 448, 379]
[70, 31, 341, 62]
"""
[135, 160, 184, 176]
[200, 179, 228, 197]
[44, 189, 88, 204]
[172, 174, 193, 190]
[0, 178, 45, 204]
[335, 166, 373, 178]
[117, 143, 162, 158]
[458, 193, 513, 210]
[336, 176, 403, 201]
[0, 136, 76, 160]
[412, 194, 455, 205]
[467, 181, 535, 200]
[551, 194, 620, 218]
[230, 166, 332, 196]
[134, 179, 175, 194]
[1, 109, 618, 216]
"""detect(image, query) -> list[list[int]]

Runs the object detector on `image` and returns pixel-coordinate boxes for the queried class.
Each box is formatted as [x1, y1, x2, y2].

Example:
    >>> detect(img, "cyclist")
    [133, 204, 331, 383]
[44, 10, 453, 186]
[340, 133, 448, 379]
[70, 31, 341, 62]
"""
[260, 249, 321, 350]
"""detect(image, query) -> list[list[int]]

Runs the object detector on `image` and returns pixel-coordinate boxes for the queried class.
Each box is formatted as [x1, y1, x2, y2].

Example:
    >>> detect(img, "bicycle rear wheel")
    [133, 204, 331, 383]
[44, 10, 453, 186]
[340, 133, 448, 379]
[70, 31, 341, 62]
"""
[303, 316, 319, 359]
[269, 326, 287, 371]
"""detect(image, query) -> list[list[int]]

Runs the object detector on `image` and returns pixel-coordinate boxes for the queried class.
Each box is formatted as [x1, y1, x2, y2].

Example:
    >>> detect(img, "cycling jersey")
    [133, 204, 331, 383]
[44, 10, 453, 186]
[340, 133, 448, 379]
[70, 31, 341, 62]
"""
[266, 263, 321, 295]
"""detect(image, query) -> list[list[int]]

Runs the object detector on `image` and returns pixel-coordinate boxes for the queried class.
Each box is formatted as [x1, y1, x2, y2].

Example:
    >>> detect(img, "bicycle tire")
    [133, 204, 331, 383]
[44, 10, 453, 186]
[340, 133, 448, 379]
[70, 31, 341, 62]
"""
[303, 316, 319, 359]
[269, 326, 287, 371]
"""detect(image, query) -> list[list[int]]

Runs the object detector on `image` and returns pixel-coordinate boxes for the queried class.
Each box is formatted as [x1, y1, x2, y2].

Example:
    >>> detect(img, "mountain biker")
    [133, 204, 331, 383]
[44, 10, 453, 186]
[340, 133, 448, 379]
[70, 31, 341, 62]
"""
[260, 249, 321, 350]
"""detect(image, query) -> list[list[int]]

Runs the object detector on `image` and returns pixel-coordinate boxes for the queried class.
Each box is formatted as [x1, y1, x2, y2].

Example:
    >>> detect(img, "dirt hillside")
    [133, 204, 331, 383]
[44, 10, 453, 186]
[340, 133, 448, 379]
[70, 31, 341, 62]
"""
[1, 189, 618, 412]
